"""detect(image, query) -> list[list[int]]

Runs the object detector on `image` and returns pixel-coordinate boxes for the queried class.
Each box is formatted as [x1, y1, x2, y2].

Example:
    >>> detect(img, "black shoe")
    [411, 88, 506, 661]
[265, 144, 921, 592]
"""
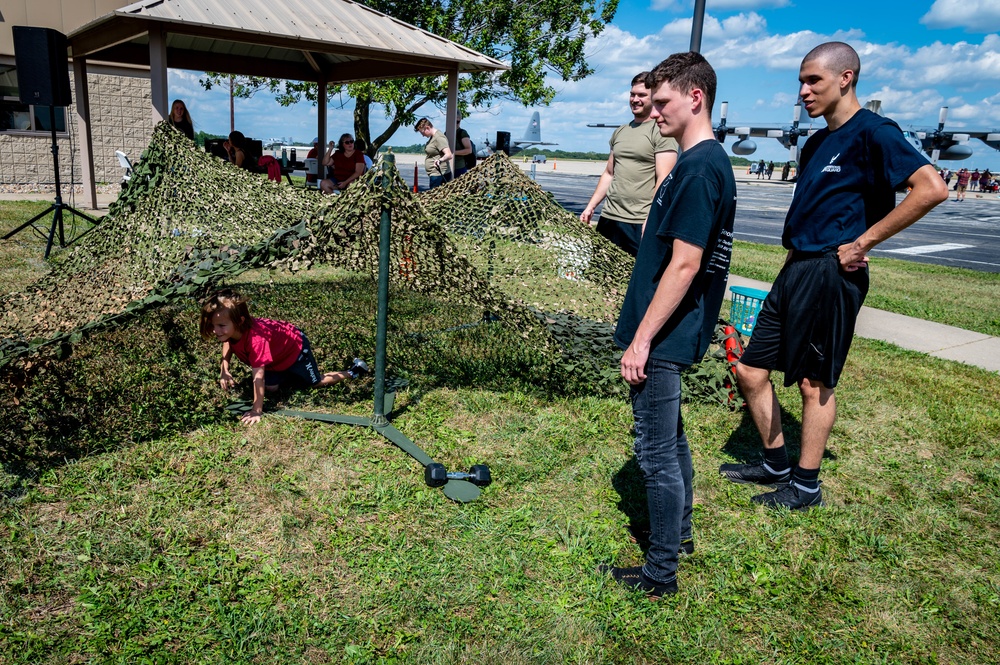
[626, 525, 694, 557]
[347, 358, 369, 378]
[751, 482, 824, 510]
[719, 462, 790, 486]
[599, 564, 677, 598]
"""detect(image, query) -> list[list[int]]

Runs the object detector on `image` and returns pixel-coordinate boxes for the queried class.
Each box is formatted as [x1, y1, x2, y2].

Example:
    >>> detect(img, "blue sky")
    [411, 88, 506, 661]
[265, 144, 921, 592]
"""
[167, 0, 1000, 168]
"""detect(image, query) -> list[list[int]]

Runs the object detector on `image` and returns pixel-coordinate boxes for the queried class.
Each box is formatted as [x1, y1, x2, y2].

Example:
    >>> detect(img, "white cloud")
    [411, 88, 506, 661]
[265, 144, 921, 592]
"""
[921, 0, 1000, 33]
[859, 86, 947, 123]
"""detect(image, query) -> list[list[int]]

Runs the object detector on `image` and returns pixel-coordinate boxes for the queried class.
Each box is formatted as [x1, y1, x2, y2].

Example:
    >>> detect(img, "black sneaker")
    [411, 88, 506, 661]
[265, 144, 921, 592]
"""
[599, 564, 677, 598]
[719, 462, 790, 486]
[751, 482, 824, 510]
[347, 358, 369, 378]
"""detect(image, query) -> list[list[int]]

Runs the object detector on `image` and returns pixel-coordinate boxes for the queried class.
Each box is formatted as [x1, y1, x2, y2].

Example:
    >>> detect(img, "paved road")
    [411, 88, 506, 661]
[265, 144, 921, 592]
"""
[530, 171, 1000, 273]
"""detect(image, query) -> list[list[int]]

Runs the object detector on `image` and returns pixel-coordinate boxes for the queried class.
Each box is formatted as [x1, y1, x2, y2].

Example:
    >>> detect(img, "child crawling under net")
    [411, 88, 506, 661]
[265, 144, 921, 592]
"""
[200, 290, 369, 425]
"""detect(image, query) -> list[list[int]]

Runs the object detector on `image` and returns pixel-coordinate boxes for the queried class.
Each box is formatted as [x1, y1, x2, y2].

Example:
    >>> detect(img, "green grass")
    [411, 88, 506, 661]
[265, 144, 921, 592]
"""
[2, 268, 999, 664]
[0, 201, 60, 294]
[731, 240, 1000, 337]
[2, 200, 1000, 662]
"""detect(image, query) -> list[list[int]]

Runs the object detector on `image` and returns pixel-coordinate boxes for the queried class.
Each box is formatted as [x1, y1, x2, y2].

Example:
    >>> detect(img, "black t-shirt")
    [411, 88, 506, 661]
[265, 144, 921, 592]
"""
[782, 109, 929, 252]
[614, 139, 736, 366]
[169, 118, 194, 140]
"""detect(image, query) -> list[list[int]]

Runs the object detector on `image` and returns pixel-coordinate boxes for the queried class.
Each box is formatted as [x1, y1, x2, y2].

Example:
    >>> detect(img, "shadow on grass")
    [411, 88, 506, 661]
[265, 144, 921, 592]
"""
[719, 396, 837, 464]
[611, 457, 651, 554]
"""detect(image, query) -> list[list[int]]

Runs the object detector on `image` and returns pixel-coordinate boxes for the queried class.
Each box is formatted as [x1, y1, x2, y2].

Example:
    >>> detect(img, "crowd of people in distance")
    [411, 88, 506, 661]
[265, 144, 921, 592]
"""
[164, 96, 484, 194]
[940, 166, 997, 201]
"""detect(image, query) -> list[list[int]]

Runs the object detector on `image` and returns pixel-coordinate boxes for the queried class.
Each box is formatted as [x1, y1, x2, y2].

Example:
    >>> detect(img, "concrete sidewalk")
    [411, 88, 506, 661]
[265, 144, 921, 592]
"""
[727, 275, 1000, 373]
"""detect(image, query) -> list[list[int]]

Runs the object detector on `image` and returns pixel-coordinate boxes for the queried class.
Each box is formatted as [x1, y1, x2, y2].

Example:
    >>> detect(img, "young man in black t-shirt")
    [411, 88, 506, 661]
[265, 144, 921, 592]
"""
[602, 52, 736, 598]
[721, 42, 948, 510]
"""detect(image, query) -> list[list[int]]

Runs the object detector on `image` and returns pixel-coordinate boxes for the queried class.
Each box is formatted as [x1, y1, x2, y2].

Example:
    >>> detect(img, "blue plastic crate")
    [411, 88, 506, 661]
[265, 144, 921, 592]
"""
[729, 286, 770, 336]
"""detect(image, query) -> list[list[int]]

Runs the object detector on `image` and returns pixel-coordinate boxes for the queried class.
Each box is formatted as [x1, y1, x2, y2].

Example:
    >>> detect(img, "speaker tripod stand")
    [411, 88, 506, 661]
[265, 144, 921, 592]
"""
[2, 106, 99, 259]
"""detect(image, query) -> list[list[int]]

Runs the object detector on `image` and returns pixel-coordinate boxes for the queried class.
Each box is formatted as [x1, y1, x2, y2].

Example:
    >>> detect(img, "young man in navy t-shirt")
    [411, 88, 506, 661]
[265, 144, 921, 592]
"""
[721, 42, 948, 510]
[602, 51, 737, 598]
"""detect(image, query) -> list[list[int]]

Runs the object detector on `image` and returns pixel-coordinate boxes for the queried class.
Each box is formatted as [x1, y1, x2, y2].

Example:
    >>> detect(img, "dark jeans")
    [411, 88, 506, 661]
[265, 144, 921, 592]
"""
[428, 172, 453, 189]
[630, 357, 693, 583]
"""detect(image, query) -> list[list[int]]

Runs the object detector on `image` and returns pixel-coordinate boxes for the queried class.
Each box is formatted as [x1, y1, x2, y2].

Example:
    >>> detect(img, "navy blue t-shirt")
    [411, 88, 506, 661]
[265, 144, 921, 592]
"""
[614, 139, 737, 366]
[783, 109, 930, 252]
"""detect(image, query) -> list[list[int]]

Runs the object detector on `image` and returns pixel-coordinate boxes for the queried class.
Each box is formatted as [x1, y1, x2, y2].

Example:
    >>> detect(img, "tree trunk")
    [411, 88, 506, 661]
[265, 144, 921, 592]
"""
[353, 96, 372, 157]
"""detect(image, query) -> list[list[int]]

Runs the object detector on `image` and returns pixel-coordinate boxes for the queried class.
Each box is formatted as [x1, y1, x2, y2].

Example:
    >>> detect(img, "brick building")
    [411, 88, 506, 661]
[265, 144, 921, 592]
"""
[0, 1, 151, 187]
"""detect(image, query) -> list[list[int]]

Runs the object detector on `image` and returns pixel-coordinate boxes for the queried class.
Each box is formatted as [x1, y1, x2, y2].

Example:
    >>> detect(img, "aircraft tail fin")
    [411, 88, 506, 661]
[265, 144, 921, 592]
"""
[520, 111, 542, 143]
[864, 99, 884, 116]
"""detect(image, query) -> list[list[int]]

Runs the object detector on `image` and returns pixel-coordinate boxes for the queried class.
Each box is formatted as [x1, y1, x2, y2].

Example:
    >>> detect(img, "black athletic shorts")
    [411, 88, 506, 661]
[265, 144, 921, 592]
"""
[738, 251, 868, 389]
[264, 331, 323, 389]
[595, 215, 643, 257]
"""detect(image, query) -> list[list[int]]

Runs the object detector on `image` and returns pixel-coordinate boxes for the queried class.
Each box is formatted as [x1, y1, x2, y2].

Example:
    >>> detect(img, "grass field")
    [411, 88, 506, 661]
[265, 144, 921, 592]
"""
[2, 201, 999, 663]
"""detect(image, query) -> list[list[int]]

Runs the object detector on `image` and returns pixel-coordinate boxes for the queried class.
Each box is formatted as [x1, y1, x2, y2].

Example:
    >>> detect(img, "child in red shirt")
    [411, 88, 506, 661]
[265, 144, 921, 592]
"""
[200, 290, 368, 425]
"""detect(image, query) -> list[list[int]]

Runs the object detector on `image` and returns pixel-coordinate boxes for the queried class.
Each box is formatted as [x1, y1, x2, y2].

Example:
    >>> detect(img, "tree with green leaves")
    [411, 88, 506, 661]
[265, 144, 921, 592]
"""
[200, 0, 618, 155]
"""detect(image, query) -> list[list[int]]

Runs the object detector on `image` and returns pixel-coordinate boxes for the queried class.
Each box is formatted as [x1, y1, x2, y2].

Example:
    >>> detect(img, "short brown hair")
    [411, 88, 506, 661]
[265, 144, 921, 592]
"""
[802, 41, 861, 88]
[646, 52, 717, 116]
[199, 289, 252, 340]
[631, 71, 650, 87]
[414, 117, 432, 132]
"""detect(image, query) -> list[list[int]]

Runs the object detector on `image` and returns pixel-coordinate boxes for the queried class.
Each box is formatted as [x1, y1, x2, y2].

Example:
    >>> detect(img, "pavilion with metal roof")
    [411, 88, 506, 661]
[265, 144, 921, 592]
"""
[67, 0, 508, 208]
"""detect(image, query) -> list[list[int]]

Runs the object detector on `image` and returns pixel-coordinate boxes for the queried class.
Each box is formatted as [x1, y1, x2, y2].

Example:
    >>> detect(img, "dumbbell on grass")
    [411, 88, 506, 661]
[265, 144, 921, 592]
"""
[424, 463, 492, 488]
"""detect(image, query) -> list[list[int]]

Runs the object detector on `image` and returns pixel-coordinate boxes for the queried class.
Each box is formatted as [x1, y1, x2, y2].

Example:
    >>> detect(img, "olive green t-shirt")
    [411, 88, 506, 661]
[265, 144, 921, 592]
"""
[602, 120, 678, 224]
[424, 130, 452, 176]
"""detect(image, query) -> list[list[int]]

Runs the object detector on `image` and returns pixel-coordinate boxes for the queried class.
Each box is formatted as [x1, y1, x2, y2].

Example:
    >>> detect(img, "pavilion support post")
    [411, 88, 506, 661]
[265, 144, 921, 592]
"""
[317, 79, 327, 156]
[72, 56, 97, 210]
[445, 67, 459, 174]
[149, 27, 168, 122]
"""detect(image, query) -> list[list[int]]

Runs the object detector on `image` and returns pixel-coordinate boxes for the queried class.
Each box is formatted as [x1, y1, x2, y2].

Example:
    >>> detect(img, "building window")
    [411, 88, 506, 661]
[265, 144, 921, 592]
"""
[0, 65, 68, 134]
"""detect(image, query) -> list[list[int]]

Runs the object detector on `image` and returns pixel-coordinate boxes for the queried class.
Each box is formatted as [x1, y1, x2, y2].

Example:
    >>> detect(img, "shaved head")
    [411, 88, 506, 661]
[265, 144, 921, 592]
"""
[802, 42, 861, 88]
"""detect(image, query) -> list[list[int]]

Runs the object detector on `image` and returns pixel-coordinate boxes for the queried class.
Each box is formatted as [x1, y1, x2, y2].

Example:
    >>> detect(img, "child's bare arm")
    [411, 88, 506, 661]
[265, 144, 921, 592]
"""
[219, 341, 235, 390]
[241, 367, 266, 425]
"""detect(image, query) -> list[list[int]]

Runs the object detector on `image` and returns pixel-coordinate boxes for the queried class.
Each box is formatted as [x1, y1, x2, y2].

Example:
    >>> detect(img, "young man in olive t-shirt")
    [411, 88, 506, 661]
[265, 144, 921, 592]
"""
[580, 72, 679, 256]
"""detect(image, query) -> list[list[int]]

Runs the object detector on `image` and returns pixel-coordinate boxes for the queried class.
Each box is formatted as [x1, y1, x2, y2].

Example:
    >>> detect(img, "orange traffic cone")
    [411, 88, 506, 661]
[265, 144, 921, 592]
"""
[553, 160, 557, 170]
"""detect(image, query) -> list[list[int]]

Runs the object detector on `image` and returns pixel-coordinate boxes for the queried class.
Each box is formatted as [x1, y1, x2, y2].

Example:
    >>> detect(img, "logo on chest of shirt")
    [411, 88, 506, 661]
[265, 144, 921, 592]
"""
[655, 173, 673, 206]
[821, 152, 841, 173]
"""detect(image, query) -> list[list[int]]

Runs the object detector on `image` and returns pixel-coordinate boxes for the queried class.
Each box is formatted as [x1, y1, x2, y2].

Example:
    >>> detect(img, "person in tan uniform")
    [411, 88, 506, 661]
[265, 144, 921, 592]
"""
[581, 72, 679, 256]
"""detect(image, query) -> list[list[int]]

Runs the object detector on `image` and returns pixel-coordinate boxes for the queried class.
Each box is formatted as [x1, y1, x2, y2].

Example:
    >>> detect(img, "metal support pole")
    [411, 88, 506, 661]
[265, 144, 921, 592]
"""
[690, 0, 706, 53]
[371, 156, 394, 423]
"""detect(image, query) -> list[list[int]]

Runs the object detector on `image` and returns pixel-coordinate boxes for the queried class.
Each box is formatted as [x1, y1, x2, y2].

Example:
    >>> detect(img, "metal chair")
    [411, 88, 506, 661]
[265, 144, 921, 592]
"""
[115, 150, 134, 184]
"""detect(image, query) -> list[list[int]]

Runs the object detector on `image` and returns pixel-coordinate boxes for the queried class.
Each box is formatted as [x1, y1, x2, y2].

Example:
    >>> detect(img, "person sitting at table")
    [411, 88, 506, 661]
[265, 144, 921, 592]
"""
[305, 137, 320, 187]
[320, 133, 365, 194]
[222, 131, 257, 171]
[168, 99, 195, 140]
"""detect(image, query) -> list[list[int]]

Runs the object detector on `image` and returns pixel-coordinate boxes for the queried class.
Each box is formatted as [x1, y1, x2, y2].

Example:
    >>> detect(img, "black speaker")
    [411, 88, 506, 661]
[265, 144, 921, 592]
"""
[13, 26, 72, 107]
[496, 131, 511, 155]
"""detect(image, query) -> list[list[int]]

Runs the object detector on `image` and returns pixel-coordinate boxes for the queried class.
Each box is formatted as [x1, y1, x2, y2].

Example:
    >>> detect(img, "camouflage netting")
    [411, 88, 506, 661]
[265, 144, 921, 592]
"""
[0, 123, 316, 367]
[0, 127, 639, 389]
[418, 154, 636, 382]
